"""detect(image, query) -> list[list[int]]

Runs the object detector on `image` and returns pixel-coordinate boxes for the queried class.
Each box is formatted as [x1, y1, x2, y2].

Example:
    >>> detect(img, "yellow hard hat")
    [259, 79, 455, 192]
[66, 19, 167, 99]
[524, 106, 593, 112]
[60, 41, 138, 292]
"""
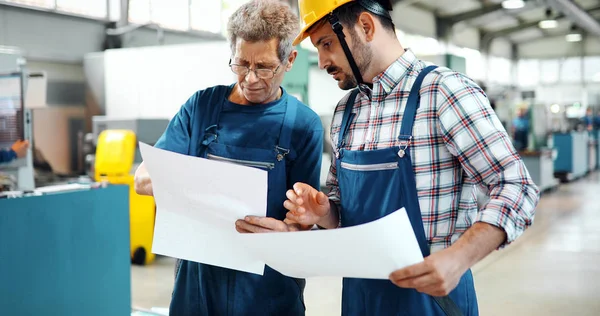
[293, 0, 355, 46]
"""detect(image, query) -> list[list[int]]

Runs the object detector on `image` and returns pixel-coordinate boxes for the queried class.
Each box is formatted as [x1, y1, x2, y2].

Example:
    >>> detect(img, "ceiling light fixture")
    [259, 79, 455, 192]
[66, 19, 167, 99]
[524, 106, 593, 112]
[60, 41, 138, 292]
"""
[539, 8, 557, 29]
[502, 0, 525, 9]
[565, 25, 582, 42]
[566, 33, 582, 42]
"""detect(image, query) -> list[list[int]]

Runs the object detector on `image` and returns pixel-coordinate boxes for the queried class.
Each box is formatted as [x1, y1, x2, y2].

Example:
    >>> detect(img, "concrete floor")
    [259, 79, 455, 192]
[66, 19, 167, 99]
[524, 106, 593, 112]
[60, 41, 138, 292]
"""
[131, 173, 600, 316]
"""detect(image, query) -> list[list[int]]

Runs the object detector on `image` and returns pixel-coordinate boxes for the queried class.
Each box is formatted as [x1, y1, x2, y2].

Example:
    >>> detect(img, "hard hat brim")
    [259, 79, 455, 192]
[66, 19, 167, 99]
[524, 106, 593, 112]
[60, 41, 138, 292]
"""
[293, 9, 333, 46]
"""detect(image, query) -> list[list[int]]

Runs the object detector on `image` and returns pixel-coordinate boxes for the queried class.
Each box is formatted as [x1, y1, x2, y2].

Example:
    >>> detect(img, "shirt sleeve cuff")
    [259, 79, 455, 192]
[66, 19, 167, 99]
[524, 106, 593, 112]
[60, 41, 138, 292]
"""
[475, 203, 527, 249]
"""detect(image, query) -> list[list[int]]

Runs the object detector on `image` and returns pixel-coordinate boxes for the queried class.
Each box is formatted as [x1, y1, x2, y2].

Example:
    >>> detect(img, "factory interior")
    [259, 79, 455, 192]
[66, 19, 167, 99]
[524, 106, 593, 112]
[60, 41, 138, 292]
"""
[1, 0, 600, 315]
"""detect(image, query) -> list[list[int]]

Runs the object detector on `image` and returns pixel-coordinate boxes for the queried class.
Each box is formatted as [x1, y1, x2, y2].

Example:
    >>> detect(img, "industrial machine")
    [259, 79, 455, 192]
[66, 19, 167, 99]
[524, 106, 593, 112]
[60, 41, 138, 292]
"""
[0, 71, 35, 191]
[90, 117, 169, 265]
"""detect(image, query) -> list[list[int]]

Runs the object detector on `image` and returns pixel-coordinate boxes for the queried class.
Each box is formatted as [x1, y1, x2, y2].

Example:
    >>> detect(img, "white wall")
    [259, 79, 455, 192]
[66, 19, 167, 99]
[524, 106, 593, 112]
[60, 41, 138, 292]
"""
[490, 38, 513, 59]
[391, 4, 437, 38]
[103, 42, 236, 119]
[0, 4, 218, 63]
[450, 26, 480, 51]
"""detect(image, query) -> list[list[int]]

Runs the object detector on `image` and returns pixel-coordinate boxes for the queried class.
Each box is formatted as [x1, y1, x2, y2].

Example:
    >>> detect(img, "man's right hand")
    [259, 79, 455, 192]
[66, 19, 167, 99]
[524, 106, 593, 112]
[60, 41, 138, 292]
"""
[284, 183, 337, 228]
[11, 140, 29, 158]
[134, 162, 154, 196]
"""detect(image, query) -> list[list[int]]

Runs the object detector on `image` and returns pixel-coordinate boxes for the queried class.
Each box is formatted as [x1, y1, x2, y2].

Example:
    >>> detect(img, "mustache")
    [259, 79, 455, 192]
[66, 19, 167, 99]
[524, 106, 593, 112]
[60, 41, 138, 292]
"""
[326, 66, 341, 75]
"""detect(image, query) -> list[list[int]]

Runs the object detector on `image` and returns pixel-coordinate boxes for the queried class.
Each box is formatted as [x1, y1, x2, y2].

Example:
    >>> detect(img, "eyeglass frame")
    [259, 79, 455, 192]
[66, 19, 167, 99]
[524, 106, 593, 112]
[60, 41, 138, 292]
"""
[228, 58, 282, 80]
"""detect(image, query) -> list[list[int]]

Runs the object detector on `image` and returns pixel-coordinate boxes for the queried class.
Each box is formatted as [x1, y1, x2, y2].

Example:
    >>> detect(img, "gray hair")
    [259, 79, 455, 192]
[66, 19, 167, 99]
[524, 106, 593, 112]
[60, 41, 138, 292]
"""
[227, 0, 300, 63]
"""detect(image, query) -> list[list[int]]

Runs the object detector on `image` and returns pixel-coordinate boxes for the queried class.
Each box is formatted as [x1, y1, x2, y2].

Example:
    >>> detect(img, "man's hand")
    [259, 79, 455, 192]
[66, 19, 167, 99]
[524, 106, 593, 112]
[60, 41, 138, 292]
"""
[390, 222, 507, 296]
[389, 248, 467, 297]
[284, 183, 334, 228]
[11, 140, 29, 158]
[134, 162, 153, 196]
[235, 216, 311, 233]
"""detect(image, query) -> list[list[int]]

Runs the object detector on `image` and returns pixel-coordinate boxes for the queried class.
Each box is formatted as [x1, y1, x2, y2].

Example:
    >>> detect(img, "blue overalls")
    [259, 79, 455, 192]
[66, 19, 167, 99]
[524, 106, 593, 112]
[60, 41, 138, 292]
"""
[168, 85, 306, 316]
[335, 66, 479, 315]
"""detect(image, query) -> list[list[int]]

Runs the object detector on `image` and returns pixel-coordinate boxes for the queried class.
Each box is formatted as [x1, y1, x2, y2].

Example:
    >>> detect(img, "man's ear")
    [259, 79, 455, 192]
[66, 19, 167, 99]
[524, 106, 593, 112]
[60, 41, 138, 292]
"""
[286, 50, 298, 71]
[357, 12, 376, 42]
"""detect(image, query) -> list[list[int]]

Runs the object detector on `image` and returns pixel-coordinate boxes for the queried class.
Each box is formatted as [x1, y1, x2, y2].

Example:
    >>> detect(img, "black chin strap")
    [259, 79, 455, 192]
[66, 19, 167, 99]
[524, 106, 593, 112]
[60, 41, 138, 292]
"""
[328, 13, 365, 88]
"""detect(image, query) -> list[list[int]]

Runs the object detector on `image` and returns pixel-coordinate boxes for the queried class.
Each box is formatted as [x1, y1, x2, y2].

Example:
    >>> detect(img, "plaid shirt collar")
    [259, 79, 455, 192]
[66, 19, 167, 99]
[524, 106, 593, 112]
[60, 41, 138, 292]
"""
[358, 49, 418, 101]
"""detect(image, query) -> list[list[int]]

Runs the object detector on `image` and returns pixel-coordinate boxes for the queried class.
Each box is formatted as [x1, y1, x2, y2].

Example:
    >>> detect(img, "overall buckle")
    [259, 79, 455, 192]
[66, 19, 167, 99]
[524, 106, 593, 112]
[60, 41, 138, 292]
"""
[397, 135, 412, 158]
[275, 146, 290, 162]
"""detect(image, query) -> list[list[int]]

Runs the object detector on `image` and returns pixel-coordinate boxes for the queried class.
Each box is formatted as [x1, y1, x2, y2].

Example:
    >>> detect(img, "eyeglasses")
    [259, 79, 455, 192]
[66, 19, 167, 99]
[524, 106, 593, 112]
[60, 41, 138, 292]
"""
[229, 60, 281, 79]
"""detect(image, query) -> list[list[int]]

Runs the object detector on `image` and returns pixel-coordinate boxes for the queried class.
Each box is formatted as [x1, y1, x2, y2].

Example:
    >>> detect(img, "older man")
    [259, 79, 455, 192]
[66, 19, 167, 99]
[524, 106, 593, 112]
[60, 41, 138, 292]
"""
[133, 0, 323, 314]
[279, 0, 540, 315]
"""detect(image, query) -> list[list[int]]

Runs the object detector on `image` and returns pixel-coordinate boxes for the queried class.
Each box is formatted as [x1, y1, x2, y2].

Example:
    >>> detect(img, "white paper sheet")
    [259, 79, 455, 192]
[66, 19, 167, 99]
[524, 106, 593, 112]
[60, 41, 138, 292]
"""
[138, 142, 268, 275]
[241, 208, 424, 279]
[139, 143, 424, 279]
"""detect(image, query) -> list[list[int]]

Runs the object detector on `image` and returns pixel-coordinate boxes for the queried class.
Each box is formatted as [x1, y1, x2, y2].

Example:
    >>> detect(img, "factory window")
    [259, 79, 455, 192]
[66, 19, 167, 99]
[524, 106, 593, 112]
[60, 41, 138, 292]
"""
[517, 59, 540, 88]
[3, 0, 54, 9]
[488, 56, 512, 85]
[4, 0, 110, 19]
[462, 48, 484, 81]
[190, 0, 221, 34]
[56, 0, 108, 19]
[583, 57, 600, 83]
[560, 57, 582, 83]
[539, 59, 559, 84]
[128, 0, 189, 31]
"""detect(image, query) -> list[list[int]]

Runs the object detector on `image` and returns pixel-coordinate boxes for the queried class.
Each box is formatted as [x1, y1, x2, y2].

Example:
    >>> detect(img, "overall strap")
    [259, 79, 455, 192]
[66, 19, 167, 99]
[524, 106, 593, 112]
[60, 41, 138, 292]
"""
[275, 94, 296, 161]
[397, 65, 437, 258]
[399, 66, 465, 316]
[336, 89, 361, 158]
[399, 65, 438, 138]
[200, 85, 231, 150]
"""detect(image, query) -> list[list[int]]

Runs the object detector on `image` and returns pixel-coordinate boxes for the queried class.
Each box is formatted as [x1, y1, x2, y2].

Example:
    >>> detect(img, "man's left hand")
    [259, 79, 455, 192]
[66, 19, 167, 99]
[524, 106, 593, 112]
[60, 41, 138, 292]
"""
[389, 248, 467, 297]
[235, 216, 310, 233]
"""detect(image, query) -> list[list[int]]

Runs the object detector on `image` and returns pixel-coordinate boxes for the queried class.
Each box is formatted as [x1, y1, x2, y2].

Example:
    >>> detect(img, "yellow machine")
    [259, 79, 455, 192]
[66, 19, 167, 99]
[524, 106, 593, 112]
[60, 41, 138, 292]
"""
[94, 129, 156, 265]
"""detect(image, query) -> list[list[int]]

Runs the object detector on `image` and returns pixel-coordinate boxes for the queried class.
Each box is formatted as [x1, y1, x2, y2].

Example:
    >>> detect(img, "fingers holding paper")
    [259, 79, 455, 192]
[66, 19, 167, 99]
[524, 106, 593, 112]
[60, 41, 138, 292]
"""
[235, 216, 307, 233]
[389, 249, 464, 297]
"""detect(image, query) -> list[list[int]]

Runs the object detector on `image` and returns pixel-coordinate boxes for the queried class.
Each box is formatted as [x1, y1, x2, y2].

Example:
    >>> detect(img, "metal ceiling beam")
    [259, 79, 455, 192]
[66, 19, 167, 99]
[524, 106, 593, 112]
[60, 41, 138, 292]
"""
[482, 4, 600, 40]
[512, 30, 587, 45]
[546, 0, 600, 37]
[440, 3, 504, 25]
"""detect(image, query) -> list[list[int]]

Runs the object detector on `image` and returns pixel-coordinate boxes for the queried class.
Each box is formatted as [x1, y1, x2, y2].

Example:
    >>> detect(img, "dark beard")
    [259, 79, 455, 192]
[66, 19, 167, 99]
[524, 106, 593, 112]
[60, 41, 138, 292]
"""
[339, 31, 372, 90]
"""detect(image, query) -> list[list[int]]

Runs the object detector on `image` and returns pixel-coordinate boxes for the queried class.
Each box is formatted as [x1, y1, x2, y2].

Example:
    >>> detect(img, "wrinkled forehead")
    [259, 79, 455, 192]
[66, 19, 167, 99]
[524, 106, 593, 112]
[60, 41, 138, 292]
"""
[232, 38, 280, 65]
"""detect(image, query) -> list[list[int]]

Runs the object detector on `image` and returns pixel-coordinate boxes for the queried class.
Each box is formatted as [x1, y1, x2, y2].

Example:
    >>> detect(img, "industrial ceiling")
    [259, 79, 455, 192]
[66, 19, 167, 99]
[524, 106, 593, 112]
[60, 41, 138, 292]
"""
[392, 0, 600, 48]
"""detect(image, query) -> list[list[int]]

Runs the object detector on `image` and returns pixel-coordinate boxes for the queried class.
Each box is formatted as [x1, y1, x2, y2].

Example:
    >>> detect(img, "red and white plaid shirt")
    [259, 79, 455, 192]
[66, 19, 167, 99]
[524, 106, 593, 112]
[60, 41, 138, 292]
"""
[326, 49, 540, 252]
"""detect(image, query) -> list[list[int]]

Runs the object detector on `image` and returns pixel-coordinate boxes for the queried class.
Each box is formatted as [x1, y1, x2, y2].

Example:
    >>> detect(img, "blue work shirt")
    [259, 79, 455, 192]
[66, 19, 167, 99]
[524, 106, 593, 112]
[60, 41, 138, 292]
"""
[154, 84, 323, 315]
[512, 117, 529, 132]
[154, 85, 323, 189]
[0, 148, 17, 164]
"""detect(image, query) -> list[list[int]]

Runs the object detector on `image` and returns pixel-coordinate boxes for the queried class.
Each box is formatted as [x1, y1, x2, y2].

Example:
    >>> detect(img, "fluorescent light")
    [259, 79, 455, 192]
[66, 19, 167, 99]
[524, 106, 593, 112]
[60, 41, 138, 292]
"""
[566, 33, 582, 42]
[539, 19, 558, 29]
[502, 0, 525, 9]
[593, 72, 600, 82]
[550, 104, 561, 114]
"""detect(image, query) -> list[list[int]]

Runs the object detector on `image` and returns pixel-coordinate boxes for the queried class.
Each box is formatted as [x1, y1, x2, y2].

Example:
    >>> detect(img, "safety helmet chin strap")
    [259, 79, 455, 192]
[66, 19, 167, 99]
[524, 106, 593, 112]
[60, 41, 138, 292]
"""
[327, 0, 393, 90]
[328, 13, 365, 88]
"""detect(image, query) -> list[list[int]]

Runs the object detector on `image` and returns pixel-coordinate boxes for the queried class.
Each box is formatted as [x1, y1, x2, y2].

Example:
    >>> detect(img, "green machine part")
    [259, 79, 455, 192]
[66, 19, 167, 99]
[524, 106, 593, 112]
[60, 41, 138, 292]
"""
[282, 46, 310, 104]
[445, 54, 467, 74]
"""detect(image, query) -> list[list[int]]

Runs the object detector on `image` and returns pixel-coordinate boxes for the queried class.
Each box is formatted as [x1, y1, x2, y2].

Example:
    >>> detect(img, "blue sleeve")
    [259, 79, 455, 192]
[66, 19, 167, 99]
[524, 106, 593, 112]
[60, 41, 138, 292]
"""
[0, 148, 17, 164]
[154, 93, 198, 154]
[287, 115, 324, 190]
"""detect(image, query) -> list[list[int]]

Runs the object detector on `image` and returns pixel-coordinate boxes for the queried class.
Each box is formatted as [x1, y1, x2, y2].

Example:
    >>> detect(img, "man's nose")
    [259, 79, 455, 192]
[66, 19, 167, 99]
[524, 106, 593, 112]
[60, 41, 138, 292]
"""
[245, 70, 260, 84]
[318, 55, 329, 70]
